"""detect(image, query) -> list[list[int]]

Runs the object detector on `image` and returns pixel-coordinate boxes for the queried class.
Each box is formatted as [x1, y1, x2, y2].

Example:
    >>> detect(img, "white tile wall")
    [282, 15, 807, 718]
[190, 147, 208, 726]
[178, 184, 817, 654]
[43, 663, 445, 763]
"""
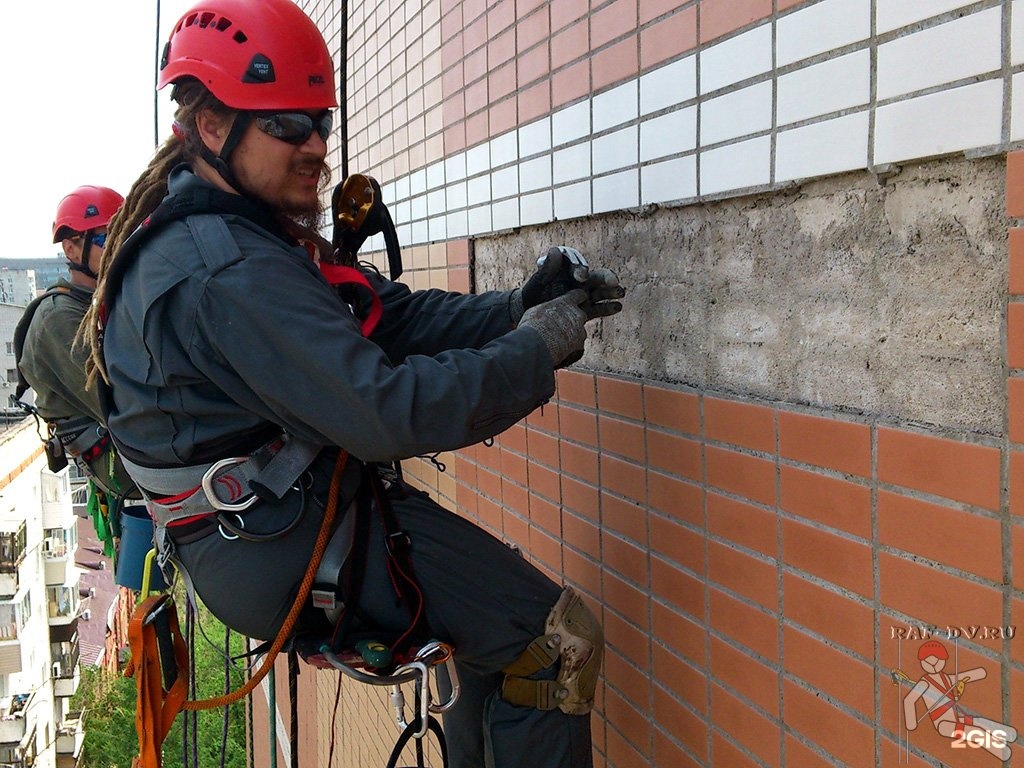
[700, 81, 773, 146]
[491, 131, 519, 167]
[492, 198, 520, 230]
[366, 0, 1014, 249]
[640, 106, 697, 162]
[777, 0, 871, 68]
[640, 55, 696, 115]
[875, 0, 977, 34]
[876, 7, 1002, 100]
[426, 160, 445, 189]
[874, 80, 1003, 164]
[1014, 0, 1024, 67]
[519, 156, 553, 193]
[446, 209, 468, 239]
[446, 180, 467, 209]
[701, 135, 771, 195]
[519, 118, 552, 158]
[777, 50, 870, 126]
[445, 153, 467, 182]
[410, 194, 427, 221]
[466, 143, 491, 176]
[699, 25, 772, 94]
[467, 175, 491, 206]
[491, 165, 520, 198]
[593, 126, 639, 174]
[776, 111, 869, 182]
[468, 205, 492, 235]
[427, 188, 446, 215]
[521, 190, 554, 226]
[594, 82, 639, 133]
[641, 155, 697, 204]
[594, 170, 639, 214]
[553, 101, 592, 147]
[1012, 72, 1024, 142]
[553, 143, 592, 184]
[554, 181, 592, 220]
[428, 214, 448, 241]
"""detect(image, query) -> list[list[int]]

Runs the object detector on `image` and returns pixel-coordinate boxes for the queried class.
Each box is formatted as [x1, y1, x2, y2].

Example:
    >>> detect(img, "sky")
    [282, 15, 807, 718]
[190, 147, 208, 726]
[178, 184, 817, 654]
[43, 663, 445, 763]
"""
[0, 0, 197, 259]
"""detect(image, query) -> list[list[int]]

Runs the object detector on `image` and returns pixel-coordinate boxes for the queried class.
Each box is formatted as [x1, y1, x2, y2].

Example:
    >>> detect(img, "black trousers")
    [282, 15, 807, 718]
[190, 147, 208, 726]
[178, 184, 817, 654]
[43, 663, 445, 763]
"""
[174, 461, 595, 768]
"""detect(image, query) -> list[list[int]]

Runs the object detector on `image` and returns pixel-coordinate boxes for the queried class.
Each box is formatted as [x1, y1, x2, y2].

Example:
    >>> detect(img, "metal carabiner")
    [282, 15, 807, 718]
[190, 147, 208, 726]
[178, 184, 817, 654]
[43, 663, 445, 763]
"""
[201, 456, 258, 512]
[390, 661, 430, 738]
[413, 641, 460, 714]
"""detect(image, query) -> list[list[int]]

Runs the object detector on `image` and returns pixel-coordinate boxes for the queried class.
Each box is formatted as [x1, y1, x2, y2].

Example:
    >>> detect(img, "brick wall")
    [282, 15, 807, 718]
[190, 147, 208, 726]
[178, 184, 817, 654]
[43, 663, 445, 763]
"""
[246, 2, 1024, 767]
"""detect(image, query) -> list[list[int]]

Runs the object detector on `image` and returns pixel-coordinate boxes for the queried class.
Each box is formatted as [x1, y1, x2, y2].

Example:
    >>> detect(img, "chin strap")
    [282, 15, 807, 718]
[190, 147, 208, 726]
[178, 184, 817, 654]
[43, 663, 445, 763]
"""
[199, 112, 253, 192]
[68, 228, 99, 281]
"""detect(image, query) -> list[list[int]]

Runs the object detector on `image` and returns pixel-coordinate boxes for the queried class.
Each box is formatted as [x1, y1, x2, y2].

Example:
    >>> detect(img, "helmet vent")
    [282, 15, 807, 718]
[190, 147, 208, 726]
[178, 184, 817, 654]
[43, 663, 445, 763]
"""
[177, 11, 244, 42]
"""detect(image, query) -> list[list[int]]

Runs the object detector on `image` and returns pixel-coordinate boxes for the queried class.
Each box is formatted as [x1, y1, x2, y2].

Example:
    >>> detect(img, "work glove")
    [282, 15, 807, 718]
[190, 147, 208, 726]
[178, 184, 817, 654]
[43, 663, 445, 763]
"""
[518, 289, 596, 369]
[510, 246, 624, 322]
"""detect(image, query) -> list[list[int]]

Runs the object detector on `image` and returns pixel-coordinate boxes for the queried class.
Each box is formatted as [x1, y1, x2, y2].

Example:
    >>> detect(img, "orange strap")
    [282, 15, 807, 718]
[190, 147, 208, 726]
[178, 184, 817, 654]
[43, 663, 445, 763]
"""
[125, 595, 189, 768]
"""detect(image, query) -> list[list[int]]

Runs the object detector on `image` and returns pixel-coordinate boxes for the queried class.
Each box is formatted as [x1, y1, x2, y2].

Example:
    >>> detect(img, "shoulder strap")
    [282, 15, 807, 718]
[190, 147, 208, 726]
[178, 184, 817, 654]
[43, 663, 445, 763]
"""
[101, 182, 296, 329]
[12, 284, 90, 401]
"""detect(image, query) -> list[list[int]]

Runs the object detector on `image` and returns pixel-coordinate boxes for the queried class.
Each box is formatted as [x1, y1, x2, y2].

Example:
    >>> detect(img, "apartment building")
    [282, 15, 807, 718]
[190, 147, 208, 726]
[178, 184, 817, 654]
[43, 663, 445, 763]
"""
[0, 420, 84, 768]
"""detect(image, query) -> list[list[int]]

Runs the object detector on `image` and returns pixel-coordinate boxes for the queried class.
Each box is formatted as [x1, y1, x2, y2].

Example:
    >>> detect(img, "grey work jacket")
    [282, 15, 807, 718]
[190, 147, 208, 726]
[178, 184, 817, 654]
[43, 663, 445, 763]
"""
[103, 169, 556, 469]
[20, 279, 105, 424]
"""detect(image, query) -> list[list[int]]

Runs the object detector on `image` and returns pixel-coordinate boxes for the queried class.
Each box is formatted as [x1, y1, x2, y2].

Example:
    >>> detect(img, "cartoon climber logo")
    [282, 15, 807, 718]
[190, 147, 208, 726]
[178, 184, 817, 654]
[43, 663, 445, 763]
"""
[891, 639, 1017, 761]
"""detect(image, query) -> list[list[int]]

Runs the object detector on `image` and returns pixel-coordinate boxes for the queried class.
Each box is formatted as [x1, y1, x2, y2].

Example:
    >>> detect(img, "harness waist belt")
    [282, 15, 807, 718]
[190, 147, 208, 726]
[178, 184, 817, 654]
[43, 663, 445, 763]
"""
[120, 434, 322, 527]
[53, 415, 106, 458]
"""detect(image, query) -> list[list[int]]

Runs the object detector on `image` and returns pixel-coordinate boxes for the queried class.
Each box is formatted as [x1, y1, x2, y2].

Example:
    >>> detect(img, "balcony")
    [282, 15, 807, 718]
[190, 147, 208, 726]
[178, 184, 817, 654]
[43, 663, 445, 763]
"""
[51, 627, 81, 698]
[0, 724, 36, 767]
[0, 526, 26, 600]
[47, 581, 80, 627]
[42, 527, 76, 587]
[41, 468, 73, 529]
[0, 596, 28, 675]
[55, 710, 84, 760]
[0, 692, 33, 745]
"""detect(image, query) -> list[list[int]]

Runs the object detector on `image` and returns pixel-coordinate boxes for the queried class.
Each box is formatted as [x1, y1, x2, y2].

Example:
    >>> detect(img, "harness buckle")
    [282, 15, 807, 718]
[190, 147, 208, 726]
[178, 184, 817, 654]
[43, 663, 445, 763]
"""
[201, 457, 258, 512]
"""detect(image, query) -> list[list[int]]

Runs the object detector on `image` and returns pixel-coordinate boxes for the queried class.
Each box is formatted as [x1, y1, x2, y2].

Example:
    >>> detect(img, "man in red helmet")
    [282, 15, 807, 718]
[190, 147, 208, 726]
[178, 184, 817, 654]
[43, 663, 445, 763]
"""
[17, 186, 139, 501]
[90, 1, 623, 766]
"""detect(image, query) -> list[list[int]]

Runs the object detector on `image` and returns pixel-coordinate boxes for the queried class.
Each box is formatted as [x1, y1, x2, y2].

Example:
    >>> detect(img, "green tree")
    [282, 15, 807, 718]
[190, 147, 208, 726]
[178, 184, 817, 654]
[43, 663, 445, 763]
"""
[72, 598, 250, 768]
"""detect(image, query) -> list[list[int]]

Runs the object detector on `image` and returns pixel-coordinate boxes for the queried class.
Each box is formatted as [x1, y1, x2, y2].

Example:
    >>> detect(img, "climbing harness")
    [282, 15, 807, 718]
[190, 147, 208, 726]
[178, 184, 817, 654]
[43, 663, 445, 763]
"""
[125, 450, 350, 768]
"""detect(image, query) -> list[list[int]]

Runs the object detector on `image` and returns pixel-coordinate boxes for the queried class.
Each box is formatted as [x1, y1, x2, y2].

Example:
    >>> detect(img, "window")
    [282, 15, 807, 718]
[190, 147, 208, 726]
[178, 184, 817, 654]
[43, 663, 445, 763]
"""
[4, 343, 10, 354]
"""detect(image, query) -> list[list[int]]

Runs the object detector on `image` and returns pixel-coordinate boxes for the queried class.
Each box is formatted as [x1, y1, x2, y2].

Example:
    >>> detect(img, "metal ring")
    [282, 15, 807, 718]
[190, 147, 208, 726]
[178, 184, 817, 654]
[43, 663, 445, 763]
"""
[218, 514, 245, 541]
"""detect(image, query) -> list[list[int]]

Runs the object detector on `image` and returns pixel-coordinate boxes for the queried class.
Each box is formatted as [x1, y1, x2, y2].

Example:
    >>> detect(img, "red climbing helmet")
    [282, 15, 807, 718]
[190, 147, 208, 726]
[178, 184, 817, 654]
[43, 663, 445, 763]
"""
[52, 186, 125, 243]
[158, 0, 338, 111]
[917, 640, 948, 661]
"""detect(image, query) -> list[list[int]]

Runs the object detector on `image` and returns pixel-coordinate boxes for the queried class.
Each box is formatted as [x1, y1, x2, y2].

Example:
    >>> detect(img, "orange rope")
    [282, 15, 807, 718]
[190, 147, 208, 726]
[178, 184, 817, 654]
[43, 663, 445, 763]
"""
[181, 450, 348, 711]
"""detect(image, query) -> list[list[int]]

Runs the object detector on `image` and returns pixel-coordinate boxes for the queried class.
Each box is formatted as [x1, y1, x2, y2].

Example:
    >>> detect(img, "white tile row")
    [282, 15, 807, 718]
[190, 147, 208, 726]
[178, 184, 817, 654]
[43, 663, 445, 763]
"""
[370, 0, 1015, 251]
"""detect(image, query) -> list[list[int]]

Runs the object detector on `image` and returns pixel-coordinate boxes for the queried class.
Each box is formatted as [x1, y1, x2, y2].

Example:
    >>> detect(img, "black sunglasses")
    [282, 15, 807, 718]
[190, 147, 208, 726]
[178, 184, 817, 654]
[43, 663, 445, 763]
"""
[253, 111, 333, 145]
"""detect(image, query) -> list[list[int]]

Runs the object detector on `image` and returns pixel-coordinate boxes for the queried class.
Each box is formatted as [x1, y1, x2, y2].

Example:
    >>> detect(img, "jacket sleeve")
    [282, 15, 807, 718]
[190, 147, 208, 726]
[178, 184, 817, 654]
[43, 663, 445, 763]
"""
[190, 249, 555, 462]
[366, 270, 517, 363]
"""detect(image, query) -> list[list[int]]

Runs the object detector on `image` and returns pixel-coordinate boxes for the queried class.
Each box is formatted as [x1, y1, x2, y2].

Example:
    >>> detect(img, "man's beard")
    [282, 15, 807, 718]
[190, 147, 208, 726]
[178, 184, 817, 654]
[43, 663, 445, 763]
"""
[232, 157, 332, 230]
[284, 159, 332, 231]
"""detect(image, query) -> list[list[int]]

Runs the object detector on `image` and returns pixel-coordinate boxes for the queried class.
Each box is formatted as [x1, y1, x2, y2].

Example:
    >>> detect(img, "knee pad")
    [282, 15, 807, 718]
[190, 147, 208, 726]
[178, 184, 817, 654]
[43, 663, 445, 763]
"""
[500, 587, 604, 715]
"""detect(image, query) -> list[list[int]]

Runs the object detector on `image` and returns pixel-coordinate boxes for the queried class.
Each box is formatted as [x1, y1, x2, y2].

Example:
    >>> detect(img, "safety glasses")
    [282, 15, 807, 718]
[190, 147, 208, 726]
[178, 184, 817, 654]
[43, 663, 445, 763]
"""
[75, 232, 107, 247]
[253, 111, 333, 145]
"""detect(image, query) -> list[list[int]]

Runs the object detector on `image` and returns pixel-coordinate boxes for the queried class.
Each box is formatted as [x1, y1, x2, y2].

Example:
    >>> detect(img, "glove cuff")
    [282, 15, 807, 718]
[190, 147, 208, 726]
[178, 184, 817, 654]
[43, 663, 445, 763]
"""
[508, 288, 525, 324]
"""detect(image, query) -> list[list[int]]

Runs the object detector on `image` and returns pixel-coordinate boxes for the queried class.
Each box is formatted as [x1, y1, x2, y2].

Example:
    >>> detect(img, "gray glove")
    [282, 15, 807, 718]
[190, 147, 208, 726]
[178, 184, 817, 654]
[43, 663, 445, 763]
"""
[510, 246, 591, 322]
[518, 289, 589, 369]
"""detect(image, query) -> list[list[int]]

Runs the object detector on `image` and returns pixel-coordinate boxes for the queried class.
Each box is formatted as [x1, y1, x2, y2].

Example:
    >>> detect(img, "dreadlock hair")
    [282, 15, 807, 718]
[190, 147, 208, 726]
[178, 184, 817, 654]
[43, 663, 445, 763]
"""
[81, 81, 234, 385]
